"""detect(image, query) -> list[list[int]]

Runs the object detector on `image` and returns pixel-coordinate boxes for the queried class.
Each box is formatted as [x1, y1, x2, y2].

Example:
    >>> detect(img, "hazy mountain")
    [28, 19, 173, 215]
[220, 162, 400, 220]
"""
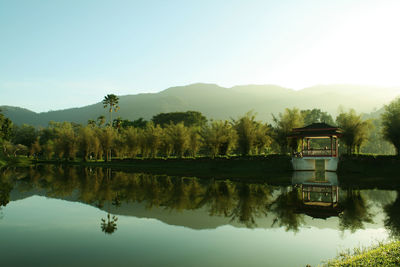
[2, 83, 400, 126]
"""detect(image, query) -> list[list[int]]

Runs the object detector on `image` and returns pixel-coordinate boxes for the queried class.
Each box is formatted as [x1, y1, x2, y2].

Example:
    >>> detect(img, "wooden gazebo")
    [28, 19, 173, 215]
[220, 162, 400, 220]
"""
[289, 123, 342, 157]
[289, 123, 342, 171]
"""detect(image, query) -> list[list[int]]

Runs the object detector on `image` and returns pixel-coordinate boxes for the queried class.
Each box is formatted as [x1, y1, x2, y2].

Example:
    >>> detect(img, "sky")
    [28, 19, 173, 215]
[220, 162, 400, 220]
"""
[1, 0, 400, 112]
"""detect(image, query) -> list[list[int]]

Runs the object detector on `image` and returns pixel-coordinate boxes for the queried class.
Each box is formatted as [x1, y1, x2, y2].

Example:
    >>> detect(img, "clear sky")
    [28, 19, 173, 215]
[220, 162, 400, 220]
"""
[1, 0, 400, 112]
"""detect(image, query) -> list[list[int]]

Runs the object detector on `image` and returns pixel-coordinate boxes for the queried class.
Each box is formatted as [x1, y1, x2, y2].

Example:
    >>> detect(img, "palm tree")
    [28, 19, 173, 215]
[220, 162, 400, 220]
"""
[87, 119, 96, 127]
[97, 115, 106, 127]
[102, 94, 120, 126]
[101, 213, 118, 234]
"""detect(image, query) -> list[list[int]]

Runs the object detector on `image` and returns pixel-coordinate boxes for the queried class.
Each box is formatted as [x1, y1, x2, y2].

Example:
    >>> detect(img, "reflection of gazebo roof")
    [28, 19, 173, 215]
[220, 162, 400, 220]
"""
[289, 123, 342, 138]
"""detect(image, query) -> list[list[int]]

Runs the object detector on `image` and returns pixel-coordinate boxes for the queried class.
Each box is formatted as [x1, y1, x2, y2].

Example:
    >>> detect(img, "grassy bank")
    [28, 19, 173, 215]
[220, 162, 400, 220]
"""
[35, 155, 293, 182]
[324, 241, 400, 266]
[338, 155, 400, 189]
[338, 154, 400, 176]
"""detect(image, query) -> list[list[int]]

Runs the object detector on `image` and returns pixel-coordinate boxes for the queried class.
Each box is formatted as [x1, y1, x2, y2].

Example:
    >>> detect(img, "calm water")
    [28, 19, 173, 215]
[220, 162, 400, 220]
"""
[0, 166, 398, 267]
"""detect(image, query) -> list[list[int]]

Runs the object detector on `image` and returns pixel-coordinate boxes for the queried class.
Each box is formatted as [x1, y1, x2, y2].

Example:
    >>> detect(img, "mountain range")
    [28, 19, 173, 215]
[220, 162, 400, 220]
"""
[2, 83, 399, 126]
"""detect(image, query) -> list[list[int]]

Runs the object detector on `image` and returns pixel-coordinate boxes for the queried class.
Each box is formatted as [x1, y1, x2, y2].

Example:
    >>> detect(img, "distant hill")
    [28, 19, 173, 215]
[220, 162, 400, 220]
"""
[2, 83, 400, 126]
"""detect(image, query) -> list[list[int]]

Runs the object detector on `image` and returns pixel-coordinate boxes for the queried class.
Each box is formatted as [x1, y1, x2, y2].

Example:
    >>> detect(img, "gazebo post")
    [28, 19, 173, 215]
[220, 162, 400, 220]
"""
[330, 136, 333, 156]
[335, 137, 338, 156]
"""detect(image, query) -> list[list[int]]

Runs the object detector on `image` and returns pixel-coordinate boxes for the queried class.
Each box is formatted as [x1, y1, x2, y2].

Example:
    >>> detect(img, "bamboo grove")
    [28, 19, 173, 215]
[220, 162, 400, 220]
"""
[3, 96, 400, 160]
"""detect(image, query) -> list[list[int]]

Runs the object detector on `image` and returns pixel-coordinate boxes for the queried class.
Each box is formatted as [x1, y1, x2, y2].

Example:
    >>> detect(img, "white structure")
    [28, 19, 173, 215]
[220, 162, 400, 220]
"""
[289, 123, 342, 172]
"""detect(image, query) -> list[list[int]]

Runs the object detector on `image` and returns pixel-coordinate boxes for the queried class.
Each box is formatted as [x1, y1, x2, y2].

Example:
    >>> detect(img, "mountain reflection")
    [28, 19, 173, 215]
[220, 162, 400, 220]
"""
[0, 166, 398, 233]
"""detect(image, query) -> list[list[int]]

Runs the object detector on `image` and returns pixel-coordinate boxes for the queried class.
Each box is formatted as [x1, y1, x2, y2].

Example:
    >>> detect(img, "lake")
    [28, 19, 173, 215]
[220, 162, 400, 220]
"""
[0, 166, 398, 267]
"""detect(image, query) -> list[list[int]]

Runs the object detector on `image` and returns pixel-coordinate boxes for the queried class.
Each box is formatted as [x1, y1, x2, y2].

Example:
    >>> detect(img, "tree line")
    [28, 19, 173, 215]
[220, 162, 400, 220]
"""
[2, 94, 400, 160]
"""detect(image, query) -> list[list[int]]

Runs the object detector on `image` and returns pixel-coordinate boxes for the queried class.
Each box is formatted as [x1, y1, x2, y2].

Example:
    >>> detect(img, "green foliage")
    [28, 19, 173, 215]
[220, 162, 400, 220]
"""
[301, 108, 335, 125]
[12, 124, 38, 148]
[114, 117, 147, 129]
[97, 115, 106, 127]
[201, 121, 238, 157]
[53, 122, 79, 161]
[325, 241, 400, 266]
[336, 109, 372, 154]
[152, 111, 207, 127]
[272, 108, 304, 153]
[98, 127, 116, 161]
[0, 110, 13, 141]
[142, 122, 163, 158]
[234, 112, 272, 155]
[123, 127, 141, 158]
[360, 118, 395, 155]
[164, 122, 190, 158]
[381, 98, 400, 156]
[79, 126, 98, 161]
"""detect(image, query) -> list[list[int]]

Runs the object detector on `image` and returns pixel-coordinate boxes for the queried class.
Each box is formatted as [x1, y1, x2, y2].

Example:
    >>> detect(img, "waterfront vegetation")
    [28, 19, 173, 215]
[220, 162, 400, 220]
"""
[2, 96, 400, 165]
[324, 241, 400, 266]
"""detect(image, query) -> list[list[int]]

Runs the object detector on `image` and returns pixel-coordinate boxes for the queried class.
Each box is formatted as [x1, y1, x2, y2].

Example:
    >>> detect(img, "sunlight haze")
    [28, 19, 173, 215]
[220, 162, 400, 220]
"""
[1, 0, 399, 112]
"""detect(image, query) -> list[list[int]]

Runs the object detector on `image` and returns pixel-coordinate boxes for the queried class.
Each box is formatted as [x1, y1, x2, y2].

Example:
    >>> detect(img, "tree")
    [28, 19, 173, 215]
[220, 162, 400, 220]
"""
[381, 98, 400, 156]
[101, 214, 118, 234]
[79, 126, 97, 161]
[102, 94, 120, 126]
[188, 127, 201, 157]
[301, 109, 334, 125]
[142, 122, 163, 158]
[164, 122, 190, 158]
[272, 108, 303, 153]
[53, 122, 79, 161]
[12, 124, 38, 149]
[97, 115, 106, 127]
[152, 111, 207, 127]
[201, 121, 237, 157]
[0, 110, 13, 141]
[98, 127, 116, 162]
[123, 127, 141, 158]
[233, 112, 272, 155]
[87, 119, 96, 128]
[336, 109, 372, 154]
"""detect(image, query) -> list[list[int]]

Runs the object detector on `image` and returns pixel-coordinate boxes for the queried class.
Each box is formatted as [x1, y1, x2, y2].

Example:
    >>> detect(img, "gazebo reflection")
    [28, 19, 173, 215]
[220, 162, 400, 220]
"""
[292, 171, 342, 219]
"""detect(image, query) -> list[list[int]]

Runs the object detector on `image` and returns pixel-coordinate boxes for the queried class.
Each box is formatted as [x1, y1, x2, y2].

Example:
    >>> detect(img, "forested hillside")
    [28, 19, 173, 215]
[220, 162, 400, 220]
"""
[2, 83, 400, 126]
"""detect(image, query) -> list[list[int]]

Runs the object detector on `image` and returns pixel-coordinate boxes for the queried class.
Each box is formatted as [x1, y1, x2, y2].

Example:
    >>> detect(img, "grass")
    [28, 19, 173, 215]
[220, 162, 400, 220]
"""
[323, 241, 400, 266]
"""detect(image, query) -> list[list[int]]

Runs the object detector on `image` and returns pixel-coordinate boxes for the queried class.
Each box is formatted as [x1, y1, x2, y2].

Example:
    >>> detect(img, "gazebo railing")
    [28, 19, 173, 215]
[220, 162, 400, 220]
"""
[302, 149, 336, 157]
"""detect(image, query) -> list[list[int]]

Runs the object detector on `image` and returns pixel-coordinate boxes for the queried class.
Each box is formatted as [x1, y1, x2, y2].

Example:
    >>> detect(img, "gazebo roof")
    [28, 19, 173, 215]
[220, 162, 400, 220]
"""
[289, 122, 342, 138]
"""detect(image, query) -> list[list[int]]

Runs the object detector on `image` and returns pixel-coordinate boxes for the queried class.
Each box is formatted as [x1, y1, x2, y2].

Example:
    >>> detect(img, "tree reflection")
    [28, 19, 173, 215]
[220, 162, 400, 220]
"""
[384, 190, 400, 238]
[2, 165, 389, 234]
[269, 188, 304, 232]
[101, 213, 118, 234]
[339, 189, 373, 232]
[0, 173, 13, 207]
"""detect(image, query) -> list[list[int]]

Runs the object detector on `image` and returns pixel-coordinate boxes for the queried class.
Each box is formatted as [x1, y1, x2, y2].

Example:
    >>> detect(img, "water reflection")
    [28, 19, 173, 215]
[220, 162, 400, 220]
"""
[292, 171, 341, 219]
[385, 190, 400, 238]
[0, 166, 399, 234]
[101, 214, 118, 234]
